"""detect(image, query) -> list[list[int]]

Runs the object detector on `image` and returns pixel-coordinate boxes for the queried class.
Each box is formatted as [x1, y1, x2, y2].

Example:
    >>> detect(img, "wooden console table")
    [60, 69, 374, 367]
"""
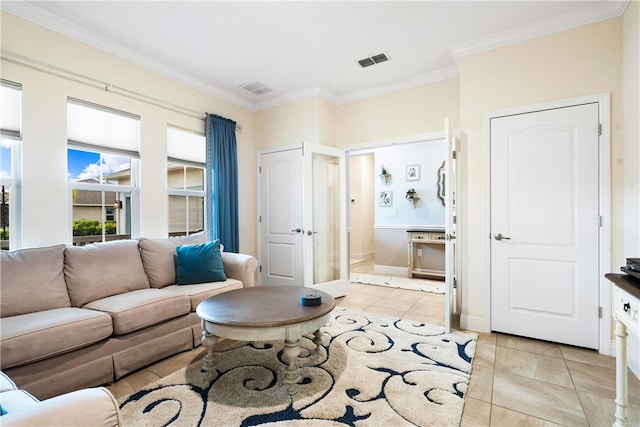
[407, 230, 446, 278]
[605, 273, 640, 427]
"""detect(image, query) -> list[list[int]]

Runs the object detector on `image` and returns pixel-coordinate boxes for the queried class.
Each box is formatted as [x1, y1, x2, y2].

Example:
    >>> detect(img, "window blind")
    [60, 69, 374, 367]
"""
[67, 97, 140, 157]
[167, 126, 205, 167]
[1, 80, 22, 140]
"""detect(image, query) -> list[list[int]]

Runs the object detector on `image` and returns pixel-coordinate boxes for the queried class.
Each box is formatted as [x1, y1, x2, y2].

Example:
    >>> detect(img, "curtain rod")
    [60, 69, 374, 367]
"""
[0, 49, 242, 131]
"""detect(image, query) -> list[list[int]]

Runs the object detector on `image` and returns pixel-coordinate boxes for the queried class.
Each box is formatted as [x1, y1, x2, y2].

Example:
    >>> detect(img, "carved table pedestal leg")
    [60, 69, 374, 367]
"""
[201, 326, 219, 380]
[282, 338, 301, 395]
[312, 329, 323, 353]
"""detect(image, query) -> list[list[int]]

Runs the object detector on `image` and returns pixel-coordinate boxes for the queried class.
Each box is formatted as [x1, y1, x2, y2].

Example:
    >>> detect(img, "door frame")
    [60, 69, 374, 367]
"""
[344, 130, 461, 327]
[483, 92, 612, 355]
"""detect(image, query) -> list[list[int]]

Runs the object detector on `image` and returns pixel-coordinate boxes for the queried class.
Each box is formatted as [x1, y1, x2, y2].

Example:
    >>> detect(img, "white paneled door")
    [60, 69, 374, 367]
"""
[490, 103, 600, 349]
[260, 148, 304, 287]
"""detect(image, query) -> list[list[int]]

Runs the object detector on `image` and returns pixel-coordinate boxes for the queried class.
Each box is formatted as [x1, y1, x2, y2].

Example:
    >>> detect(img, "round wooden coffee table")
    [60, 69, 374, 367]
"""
[196, 286, 335, 394]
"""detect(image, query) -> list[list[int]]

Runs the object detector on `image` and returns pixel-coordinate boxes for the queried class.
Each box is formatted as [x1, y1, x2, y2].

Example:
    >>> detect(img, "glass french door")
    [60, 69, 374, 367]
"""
[302, 143, 349, 297]
[444, 118, 457, 333]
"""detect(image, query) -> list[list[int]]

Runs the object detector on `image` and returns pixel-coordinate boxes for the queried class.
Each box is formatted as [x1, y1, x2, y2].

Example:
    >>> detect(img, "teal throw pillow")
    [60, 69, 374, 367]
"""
[176, 240, 226, 285]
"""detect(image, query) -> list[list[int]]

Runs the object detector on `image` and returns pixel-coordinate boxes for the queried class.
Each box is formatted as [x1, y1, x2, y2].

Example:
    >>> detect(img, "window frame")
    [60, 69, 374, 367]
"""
[68, 160, 139, 245]
[167, 163, 206, 236]
[67, 98, 140, 245]
[166, 126, 206, 237]
[0, 79, 23, 250]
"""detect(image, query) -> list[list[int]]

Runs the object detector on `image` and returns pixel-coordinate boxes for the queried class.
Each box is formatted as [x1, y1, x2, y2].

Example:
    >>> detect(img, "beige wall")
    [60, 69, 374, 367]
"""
[623, 1, 640, 257]
[335, 78, 460, 147]
[255, 78, 460, 150]
[1, 12, 257, 255]
[255, 97, 333, 149]
[458, 17, 624, 329]
[348, 153, 375, 260]
[319, 97, 336, 147]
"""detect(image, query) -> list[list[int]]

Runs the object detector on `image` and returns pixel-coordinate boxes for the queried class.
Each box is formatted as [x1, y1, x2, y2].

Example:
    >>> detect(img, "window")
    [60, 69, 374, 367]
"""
[67, 98, 140, 245]
[0, 79, 22, 250]
[167, 126, 205, 237]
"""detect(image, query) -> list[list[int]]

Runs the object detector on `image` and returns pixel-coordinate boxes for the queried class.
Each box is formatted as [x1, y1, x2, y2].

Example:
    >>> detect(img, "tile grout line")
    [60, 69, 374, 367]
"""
[489, 335, 498, 426]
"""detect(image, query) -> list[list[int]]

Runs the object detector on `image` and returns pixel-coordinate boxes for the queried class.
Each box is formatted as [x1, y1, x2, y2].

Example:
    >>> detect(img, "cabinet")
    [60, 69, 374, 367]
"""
[407, 230, 445, 278]
[605, 273, 640, 427]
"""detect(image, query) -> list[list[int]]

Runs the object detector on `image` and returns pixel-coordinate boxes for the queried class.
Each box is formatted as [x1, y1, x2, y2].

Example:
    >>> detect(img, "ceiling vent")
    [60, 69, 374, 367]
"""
[357, 52, 390, 68]
[239, 81, 273, 96]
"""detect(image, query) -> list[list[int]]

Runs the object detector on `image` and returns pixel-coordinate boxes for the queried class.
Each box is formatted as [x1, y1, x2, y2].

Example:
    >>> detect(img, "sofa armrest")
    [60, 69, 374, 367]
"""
[221, 252, 258, 287]
[0, 371, 17, 392]
[0, 387, 122, 427]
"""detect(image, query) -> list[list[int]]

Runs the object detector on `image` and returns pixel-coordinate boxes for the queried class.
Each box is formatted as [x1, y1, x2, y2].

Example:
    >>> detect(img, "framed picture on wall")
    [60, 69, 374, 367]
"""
[379, 190, 392, 207]
[406, 164, 420, 181]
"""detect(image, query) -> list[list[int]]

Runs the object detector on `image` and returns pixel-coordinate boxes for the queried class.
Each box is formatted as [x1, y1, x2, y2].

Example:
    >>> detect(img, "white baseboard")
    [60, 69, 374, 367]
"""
[373, 264, 407, 276]
[349, 251, 374, 260]
[460, 315, 488, 333]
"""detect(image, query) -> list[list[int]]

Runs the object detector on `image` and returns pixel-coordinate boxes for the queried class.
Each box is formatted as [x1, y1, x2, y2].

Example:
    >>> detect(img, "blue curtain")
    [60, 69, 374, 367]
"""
[205, 114, 239, 253]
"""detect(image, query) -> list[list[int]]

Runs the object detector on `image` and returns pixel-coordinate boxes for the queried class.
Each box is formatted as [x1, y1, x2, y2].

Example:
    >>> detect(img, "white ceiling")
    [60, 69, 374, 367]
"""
[2, 1, 629, 111]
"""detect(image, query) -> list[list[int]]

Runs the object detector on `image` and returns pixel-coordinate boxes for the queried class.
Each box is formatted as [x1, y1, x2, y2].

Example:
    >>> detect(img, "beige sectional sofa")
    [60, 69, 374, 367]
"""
[0, 233, 258, 400]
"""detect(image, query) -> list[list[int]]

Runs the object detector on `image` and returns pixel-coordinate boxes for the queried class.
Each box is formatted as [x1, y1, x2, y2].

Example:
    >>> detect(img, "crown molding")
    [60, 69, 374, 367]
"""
[1, 1, 256, 111]
[253, 86, 337, 111]
[451, 0, 629, 59]
[252, 64, 460, 110]
[334, 65, 460, 105]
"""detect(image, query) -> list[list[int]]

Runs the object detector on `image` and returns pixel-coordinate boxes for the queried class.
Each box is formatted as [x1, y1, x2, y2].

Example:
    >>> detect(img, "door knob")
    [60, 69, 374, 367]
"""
[306, 230, 317, 236]
[291, 228, 302, 234]
[494, 233, 511, 241]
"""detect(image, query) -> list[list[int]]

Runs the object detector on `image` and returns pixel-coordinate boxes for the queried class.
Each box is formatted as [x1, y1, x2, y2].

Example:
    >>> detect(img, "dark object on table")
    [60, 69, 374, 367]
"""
[300, 293, 322, 306]
[621, 258, 640, 280]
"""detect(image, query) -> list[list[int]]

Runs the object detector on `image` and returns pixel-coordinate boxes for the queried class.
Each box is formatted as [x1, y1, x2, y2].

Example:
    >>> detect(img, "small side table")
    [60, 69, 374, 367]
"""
[605, 273, 640, 427]
[407, 230, 446, 278]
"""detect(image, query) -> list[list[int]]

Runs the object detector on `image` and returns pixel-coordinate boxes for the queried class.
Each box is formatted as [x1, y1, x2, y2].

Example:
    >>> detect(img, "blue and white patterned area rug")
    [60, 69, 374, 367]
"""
[119, 308, 477, 426]
[350, 273, 446, 294]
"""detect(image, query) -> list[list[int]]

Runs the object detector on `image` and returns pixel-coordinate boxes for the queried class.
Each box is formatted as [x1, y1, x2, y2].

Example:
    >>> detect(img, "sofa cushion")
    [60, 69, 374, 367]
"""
[83, 289, 191, 335]
[0, 244, 71, 317]
[138, 232, 208, 288]
[176, 240, 226, 285]
[163, 279, 244, 311]
[0, 390, 39, 414]
[0, 308, 113, 370]
[64, 240, 150, 307]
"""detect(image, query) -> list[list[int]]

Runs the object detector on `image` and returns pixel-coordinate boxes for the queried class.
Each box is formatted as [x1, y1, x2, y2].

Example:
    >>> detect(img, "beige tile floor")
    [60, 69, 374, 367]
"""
[108, 259, 640, 426]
